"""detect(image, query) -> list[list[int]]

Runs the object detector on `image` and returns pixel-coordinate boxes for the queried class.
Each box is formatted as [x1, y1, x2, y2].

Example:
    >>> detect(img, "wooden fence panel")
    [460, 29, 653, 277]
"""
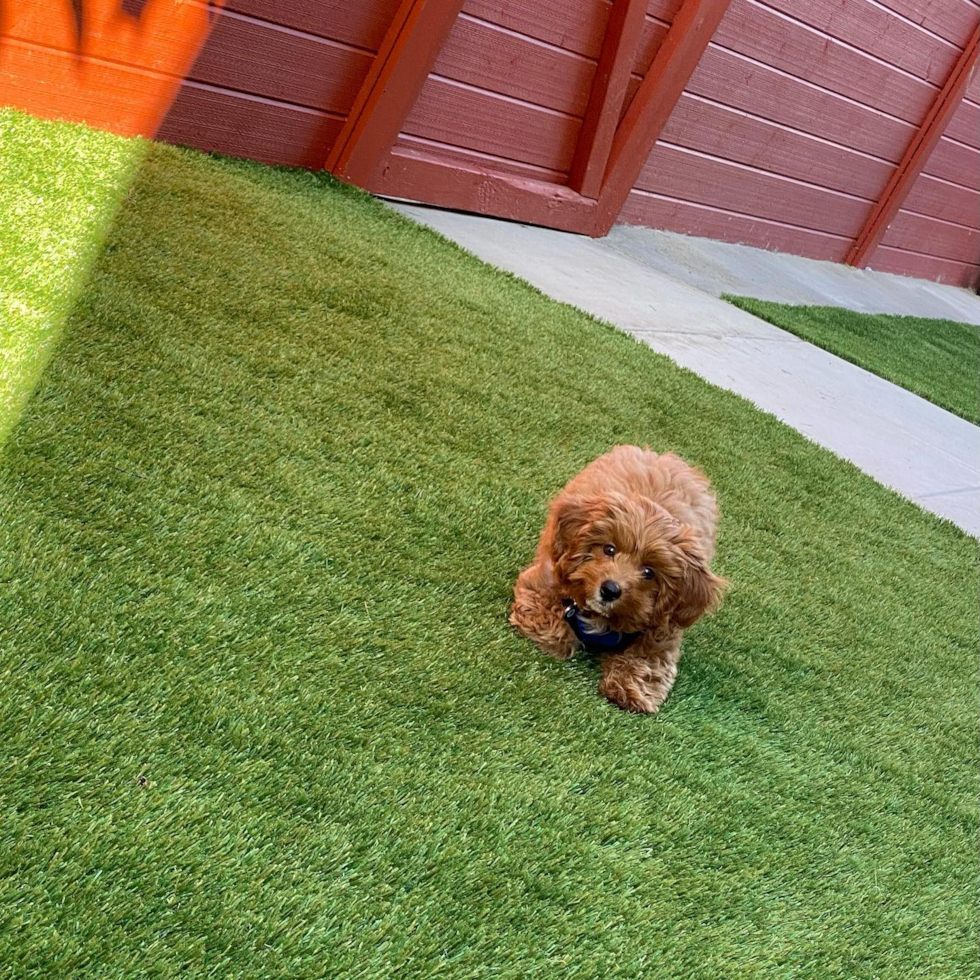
[160, 0, 398, 163]
[3, 0, 977, 285]
[0, 0, 222, 136]
[621, 1, 980, 284]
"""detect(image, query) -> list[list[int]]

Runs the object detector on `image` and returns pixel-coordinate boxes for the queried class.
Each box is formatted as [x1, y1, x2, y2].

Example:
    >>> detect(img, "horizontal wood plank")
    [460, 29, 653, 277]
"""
[756, 0, 961, 85]
[944, 97, 980, 148]
[2, 0, 218, 75]
[224, 0, 402, 50]
[882, 208, 980, 264]
[635, 142, 872, 237]
[186, 9, 373, 116]
[687, 45, 916, 163]
[867, 0, 979, 47]
[432, 10, 671, 118]
[620, 189, 851, 260]
[458, 0, 679, 58]
[633, 16, 673, 73]
[426, 11, 674, 120]
[626, 11, 952, 134]
[369, 145, 598, 233]
[903, 172, 980, 225]
[714, 0, 940, 125]
[158, 81, 344, 167]
[866, 245, 980, 288]
[434, 12, 597, 115]
[661, 93, 892, 199]
[0, 37, 198, 137]
[403, 75, 581, 172]
[924, 136, 980, 192]
[461, 0, 611, 57]
[394, 134, 567, 182]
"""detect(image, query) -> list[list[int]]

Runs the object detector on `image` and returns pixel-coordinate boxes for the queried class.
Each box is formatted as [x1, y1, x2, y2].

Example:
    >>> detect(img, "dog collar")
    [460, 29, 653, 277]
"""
[562, 599, 642, 653]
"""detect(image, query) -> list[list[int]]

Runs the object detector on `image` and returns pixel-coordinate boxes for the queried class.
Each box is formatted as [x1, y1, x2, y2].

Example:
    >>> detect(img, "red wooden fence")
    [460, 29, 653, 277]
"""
[2, 0, 978, 287]
[0, 0, 222, 137]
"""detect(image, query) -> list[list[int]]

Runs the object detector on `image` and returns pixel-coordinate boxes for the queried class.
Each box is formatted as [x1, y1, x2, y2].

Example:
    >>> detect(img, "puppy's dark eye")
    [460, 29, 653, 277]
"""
[641, 566, 655, 580]
[603, 544, 616, 556]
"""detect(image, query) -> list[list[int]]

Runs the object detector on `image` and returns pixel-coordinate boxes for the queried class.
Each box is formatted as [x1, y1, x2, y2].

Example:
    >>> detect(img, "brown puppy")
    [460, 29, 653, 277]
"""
[510, 445, 725, 714]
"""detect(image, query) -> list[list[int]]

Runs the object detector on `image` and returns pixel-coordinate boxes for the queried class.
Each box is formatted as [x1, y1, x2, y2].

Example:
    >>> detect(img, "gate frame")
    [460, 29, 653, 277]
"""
[327, 0, 978, 260]
[327, 0, 730, 237]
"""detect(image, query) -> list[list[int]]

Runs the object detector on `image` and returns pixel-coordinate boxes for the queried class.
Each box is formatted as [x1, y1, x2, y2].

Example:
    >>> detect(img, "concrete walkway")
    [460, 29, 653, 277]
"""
[392, 203, 980, 536]
[604, 225, 980, 325]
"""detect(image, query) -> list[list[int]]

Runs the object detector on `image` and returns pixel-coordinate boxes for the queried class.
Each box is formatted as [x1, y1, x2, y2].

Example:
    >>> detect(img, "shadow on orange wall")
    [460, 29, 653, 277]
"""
[0, 0, 225, 137]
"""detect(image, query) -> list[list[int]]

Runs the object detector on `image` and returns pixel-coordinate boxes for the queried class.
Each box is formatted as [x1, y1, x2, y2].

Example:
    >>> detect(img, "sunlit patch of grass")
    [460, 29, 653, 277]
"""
[0, 109, 144, 446]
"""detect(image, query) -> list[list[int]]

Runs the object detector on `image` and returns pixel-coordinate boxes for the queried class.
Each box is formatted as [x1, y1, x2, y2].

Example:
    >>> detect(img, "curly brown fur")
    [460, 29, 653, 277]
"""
[510, 445, 725, 714]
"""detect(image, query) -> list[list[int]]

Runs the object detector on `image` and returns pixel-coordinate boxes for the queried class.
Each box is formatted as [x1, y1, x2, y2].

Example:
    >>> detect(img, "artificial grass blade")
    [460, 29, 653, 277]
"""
[1, 118, 977, 980]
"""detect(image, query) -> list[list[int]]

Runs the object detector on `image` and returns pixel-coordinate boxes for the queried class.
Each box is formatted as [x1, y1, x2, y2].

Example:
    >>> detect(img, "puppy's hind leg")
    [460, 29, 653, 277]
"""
[510, 561, 577, 661]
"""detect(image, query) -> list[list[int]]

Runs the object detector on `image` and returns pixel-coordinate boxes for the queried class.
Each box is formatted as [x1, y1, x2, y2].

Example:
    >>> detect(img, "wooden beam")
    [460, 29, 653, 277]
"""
[568, 0, 648, 199]
[846, 24, 979, 269]
[325, 0, 464, 185]
[593, 0, 731, 234]
[369, 147, 599, 235]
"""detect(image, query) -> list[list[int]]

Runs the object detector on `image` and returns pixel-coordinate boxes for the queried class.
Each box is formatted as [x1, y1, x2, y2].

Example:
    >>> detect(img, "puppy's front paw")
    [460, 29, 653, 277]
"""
[598, 655, 675, 714]
[598, 677, 662, 714]
[509, 577, 577, 661]
[542, 637, 577, 661]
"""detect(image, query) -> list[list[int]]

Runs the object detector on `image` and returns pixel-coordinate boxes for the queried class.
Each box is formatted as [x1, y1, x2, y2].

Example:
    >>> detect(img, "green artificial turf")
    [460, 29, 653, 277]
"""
[1, 115, 977, 980]
[724, 295, 980, 424]
[0, 109, 143, 446]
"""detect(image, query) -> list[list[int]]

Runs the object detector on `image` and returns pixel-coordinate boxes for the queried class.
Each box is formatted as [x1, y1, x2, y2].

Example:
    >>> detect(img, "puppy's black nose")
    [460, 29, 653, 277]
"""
[600, 580, 622, 602]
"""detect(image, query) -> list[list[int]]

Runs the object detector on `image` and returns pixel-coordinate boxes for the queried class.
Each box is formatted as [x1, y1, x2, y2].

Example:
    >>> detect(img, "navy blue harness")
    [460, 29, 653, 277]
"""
[562, 599, 642, 654]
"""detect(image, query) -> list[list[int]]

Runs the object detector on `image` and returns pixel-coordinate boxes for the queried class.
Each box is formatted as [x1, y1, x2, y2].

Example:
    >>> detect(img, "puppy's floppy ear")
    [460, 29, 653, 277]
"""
[551, 494, 606, 563]
[669, 524, 727, 629]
